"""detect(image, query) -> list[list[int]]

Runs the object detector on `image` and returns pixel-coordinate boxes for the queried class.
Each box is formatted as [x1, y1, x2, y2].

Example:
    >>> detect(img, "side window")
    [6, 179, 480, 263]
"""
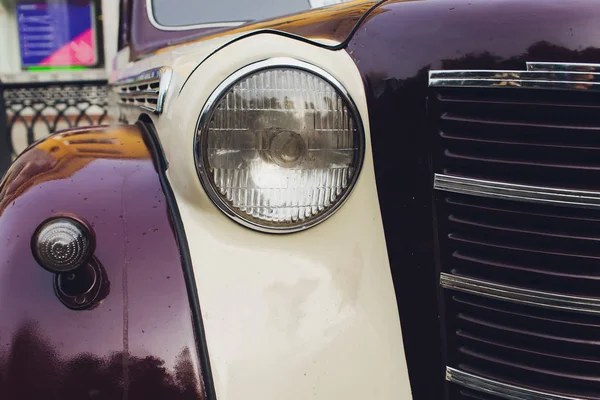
[117, 0, 131, 50]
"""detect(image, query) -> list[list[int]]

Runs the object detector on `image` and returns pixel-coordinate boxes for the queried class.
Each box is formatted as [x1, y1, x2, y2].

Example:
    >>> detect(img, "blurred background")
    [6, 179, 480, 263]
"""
[0, 0, 117, 173]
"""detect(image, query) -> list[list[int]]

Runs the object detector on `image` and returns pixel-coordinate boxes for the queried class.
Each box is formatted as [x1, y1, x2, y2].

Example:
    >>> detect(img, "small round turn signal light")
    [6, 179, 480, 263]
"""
[32, 216, 95, 273]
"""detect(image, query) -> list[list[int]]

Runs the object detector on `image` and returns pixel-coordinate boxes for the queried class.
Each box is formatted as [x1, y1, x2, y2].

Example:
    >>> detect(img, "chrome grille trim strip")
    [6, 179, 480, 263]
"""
[440, 273, 600, 315]
[446, 367, 587, 400]
[527, 62, 600, 73]
[119, 90, 160, 99]
[434, 174, 600, 209]
[429, 62, 600, 91]
[111, 67, 172, 114]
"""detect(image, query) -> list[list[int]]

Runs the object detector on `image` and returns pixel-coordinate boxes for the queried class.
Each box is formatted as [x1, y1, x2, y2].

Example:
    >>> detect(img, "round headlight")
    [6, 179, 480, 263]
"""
[195, 58, 364, 233]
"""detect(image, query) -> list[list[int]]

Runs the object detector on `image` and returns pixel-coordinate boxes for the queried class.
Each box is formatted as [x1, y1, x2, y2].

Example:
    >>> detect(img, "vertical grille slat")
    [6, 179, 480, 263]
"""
[431, 63, 600, 400]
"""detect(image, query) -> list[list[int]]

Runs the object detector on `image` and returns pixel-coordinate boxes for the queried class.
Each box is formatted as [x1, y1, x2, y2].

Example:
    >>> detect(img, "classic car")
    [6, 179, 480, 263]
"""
[2, 0, 600, 399]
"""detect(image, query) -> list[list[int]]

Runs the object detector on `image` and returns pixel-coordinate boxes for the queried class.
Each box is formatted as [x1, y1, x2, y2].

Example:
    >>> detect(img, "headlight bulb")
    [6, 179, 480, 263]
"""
[268, 130, 307, 168]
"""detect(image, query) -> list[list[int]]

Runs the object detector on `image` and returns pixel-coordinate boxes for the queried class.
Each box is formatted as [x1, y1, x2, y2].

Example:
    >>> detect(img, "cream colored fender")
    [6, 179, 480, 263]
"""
[156, 33, 412, 400]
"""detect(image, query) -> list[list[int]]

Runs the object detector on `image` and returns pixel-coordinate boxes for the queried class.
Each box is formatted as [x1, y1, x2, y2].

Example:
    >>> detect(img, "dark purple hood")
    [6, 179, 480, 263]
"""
[345, 0, 600, 399]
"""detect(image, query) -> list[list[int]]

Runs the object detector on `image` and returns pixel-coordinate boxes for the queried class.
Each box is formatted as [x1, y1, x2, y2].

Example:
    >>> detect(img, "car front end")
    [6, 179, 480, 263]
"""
[2, 1, 600, 399]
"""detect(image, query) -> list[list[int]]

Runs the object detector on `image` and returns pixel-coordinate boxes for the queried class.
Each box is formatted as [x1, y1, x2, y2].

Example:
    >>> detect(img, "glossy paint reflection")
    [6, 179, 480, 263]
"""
[0, 125, 204, 399]
[0, 127, 147, 214]
[346, 1, 600, 399]
[0, 322, 199, 399]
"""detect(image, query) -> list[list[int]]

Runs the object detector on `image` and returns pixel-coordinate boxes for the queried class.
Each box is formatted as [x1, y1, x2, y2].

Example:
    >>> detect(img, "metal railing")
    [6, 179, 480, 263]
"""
[0, 76, 110, 177]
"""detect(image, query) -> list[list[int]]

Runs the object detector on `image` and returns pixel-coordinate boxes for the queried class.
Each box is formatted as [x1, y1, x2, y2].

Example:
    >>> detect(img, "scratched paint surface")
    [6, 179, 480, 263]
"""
[0, 126, 205, 399]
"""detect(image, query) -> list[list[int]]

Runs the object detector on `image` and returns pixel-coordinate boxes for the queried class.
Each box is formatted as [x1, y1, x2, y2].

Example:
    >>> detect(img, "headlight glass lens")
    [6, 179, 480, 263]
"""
[196, 63, 363, 232]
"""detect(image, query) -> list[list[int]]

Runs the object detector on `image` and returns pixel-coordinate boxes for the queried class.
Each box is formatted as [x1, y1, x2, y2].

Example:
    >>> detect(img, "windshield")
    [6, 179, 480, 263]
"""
[150, 0, 355, 28]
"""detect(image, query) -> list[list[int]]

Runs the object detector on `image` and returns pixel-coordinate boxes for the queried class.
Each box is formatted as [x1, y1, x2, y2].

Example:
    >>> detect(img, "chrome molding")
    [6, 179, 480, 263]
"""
[112, 67, 172, 114]
[446, 367, 586, 400]
[434, 174, 600, 210]
[429, 62, 600, 91]
[527, 61, 600, 73]
[145, 0, 244, 31]
[440, 273, 600, 315]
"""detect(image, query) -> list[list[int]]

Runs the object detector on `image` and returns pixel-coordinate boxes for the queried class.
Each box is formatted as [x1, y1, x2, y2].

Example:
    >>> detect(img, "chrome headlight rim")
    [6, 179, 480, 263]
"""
[194, 57, 365, 234]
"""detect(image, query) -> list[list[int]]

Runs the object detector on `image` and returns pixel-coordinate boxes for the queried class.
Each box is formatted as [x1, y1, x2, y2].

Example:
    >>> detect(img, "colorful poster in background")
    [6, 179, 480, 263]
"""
[17, 1, 98, 68]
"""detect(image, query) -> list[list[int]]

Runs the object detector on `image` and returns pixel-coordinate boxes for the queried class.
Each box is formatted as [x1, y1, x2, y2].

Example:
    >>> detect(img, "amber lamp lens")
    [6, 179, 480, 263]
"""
[32, 217, 93, 273]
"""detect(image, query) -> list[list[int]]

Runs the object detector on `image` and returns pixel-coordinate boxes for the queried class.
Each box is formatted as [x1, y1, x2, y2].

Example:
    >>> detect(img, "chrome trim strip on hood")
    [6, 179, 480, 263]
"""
[527, 62, 600, 73]
[434, 174, 600, 210]
[446, 367, 587, 400]
[440, 273, 600, 315]
[429, 62, 600, 91]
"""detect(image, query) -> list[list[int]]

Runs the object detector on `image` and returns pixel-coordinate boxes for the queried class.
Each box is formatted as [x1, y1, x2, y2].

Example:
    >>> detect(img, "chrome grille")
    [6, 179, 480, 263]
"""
[441, 195, 600, 299]
[430, 62, 600, 400]
[112, 67, 172, 114]
[433, 86, 600, 190]
[449, 294, 600, 399]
